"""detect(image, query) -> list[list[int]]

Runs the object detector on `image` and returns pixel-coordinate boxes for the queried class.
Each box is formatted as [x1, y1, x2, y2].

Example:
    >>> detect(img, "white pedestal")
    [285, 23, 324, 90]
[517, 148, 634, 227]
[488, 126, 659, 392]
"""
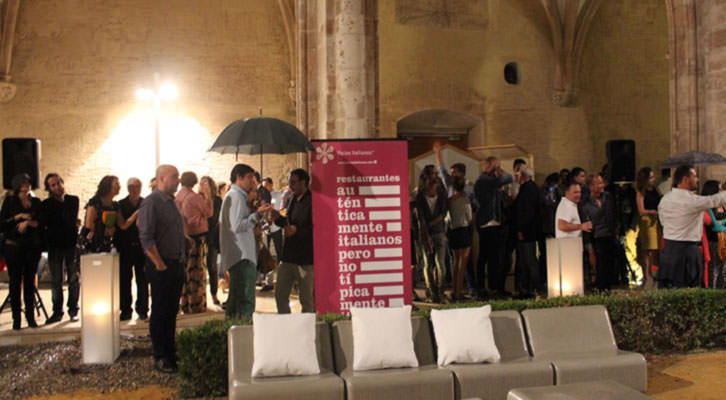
[546, 237, 585, 297]
[81, 252, 120, 364]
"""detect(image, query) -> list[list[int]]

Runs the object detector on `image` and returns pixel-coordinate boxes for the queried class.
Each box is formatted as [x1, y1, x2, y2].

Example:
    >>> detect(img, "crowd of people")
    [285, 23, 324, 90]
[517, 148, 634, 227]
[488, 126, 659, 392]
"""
[0, 163, 313, 373]
[411, 144, 726, 303]
[3, 148, 726, 373]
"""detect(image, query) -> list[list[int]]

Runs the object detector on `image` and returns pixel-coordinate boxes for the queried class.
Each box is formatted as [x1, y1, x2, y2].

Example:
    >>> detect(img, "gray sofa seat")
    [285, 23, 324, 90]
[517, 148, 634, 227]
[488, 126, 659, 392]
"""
[228, 322, 345, 400]
[507, 380, 655, 400]
[521, 305, 647, 392]
[442, 310, 553, 400]
[332, 316, 455, 400]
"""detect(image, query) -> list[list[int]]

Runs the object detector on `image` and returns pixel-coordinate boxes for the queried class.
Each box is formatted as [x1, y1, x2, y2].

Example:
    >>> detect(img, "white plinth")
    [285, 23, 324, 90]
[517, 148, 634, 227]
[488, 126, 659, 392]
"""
[81, 252, 120, 364]
[546, 237, 585, 297]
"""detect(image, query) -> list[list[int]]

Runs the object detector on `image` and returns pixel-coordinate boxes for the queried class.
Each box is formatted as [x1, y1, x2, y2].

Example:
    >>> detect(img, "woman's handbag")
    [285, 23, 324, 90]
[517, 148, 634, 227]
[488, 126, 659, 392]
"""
[257, 239, 277, 274]
[717, 231, 726, 262]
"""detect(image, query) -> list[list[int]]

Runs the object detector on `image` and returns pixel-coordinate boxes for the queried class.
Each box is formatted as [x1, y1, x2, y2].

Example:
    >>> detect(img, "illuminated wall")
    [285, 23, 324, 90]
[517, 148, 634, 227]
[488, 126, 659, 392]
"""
[0, 0, 669, 207]
[0, 0, 297, 205]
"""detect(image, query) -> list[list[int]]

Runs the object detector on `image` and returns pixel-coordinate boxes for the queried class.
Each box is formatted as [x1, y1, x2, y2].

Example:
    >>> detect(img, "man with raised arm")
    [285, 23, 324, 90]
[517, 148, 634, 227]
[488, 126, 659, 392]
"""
[658, 165, 726, 288]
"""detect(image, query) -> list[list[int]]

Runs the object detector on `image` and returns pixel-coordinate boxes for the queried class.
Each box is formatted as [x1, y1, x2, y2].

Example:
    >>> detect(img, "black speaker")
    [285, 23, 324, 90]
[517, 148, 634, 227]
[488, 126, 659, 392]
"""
[607, 140, 635, 182]
[3, 138, 41, 190]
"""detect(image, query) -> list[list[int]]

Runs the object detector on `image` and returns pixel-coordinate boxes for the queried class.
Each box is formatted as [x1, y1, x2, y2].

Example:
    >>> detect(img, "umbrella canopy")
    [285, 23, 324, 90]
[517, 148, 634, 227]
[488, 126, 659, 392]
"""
[208, 117, 313, 175]
[661, 151, 726, 168]
[209, 117, 313, 156]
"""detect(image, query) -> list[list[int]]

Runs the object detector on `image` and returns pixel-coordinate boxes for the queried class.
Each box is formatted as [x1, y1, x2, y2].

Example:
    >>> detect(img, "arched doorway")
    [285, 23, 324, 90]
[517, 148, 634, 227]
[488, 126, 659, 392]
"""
[396, 109, 483, 159]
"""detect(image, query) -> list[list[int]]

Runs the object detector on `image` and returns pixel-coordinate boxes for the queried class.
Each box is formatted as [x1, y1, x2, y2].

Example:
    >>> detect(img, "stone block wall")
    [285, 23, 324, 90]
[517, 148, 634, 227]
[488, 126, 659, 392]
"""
[0, 0, 297, 206]
[697, 0, 726, 181]
[0, 0, 673, 207]
[379, 0, 669, 179]
[580, 0, 670, 175]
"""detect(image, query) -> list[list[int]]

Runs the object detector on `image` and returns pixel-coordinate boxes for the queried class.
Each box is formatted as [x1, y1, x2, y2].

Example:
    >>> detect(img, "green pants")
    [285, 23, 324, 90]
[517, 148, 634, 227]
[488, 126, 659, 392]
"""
[226, 260, 257, 319]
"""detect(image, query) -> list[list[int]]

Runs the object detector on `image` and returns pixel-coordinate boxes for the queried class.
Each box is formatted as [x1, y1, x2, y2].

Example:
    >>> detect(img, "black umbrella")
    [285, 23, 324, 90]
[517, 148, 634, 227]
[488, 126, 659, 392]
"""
[661, 151, 726, 168]
[209, 116, 313, 176]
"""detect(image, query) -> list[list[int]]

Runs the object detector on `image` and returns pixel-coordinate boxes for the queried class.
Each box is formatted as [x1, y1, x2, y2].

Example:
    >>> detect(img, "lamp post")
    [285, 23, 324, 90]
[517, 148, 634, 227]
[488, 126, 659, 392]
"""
[135, 79, 177, 168]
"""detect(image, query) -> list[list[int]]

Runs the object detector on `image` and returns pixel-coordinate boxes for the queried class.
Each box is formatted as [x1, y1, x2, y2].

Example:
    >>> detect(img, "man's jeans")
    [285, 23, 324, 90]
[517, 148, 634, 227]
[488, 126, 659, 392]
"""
[515, 241, 539, 296]
[423, 232, 447, 301]
[594, 236, 617, 291]
[276, 262, 314, 313]
[227, 260, 257, 319]
[478, 225, 505, 292]
[145, 258, 184, 362]
[48, 246, 79, 316]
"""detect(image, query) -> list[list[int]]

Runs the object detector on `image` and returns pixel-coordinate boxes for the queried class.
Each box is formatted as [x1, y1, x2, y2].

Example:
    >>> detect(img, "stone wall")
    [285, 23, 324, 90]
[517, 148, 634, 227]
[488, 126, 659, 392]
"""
[697, 0, 726, 180]
[0, 0, 297, 205]
[1, 0, 673, 206]
[379, 0, 669, 179]
[580, 0, 670, 175]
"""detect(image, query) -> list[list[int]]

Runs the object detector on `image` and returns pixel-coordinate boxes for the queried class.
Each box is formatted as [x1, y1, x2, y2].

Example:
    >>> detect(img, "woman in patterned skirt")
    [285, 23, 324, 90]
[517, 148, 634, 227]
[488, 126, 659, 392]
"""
[175, 171, 213, 313]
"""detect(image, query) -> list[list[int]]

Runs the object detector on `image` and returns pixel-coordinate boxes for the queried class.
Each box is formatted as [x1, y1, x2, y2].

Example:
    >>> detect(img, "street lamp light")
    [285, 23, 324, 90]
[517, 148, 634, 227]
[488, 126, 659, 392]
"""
[136, 80, 177, 168]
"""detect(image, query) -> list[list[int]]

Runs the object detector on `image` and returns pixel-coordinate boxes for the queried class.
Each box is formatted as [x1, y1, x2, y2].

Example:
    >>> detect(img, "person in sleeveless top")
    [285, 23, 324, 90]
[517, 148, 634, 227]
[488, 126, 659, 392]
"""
[636, 167, 661, 289]
[81, 175, 138, 254]
[447, 178, 473, 301]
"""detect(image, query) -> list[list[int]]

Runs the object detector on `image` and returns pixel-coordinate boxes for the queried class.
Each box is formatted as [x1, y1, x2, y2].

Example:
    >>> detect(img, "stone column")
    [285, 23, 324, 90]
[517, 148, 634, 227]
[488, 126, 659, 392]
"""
[296, 0, 378, 139]
[667, 0, 726, 180]
[0, 0, 21, 103]
[330, 0, 378, 138]
[666, 0, 700, 155]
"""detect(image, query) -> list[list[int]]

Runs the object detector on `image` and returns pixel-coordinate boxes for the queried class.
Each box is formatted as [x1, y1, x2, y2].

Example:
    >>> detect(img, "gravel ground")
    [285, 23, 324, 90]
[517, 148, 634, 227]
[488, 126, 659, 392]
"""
[0, 337, 178, 400]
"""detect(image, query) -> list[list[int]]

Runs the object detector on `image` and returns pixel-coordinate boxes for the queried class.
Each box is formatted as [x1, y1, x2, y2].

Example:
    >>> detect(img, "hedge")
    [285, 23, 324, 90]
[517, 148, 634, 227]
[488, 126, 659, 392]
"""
[175, 289, 726, 398]
[176, 317, 248, 398]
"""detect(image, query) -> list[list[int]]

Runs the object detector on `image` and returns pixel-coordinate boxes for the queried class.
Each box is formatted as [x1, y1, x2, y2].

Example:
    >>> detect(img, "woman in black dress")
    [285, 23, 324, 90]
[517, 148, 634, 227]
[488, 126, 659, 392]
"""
[636, 167, 661, 289]
[1, 174, 42, 330]
[200, 175, 222, 305]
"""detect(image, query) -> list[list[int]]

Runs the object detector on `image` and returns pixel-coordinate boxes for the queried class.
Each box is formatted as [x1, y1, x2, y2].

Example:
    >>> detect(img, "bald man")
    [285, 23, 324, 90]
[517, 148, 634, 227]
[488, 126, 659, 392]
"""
[138, 165, 185, 374]
[117, 177, 147, 321]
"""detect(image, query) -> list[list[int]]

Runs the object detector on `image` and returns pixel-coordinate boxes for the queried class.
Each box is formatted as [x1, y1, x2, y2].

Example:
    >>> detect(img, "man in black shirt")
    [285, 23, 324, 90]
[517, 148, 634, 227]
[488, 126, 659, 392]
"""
[40, 173, 80, 323]
[256, 172, 272, 205]
[415, 176, 449, 303]
[513, 167, 542, 298]
[138, 165, 185, 374]
[580, 173, 619, 291]
[117, 178, 147, 321]
[271, 169, 314, 313]
[474, 157, 513, 298]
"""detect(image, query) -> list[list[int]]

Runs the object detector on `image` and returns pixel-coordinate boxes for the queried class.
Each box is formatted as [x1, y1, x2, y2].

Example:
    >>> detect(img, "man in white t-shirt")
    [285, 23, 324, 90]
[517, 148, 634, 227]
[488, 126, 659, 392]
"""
[555, 183, 592, 238]
[658, 165, 726, 288]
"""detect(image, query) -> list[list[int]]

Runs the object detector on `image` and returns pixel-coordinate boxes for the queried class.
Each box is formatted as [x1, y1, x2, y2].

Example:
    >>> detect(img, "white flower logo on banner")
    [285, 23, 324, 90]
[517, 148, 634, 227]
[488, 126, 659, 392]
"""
[315, 143, 335, 164]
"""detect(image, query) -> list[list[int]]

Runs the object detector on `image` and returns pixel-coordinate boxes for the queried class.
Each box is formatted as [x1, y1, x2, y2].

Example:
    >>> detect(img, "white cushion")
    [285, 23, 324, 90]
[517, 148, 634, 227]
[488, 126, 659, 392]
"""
[430, 305, 501, 366]
[351, 305, 419, 371]
[251, 313, 320, 377]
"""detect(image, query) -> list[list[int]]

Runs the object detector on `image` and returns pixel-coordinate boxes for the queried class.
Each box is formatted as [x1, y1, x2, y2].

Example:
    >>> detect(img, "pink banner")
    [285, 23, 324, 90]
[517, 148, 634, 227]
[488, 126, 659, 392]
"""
[311, 139, 411, 315]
